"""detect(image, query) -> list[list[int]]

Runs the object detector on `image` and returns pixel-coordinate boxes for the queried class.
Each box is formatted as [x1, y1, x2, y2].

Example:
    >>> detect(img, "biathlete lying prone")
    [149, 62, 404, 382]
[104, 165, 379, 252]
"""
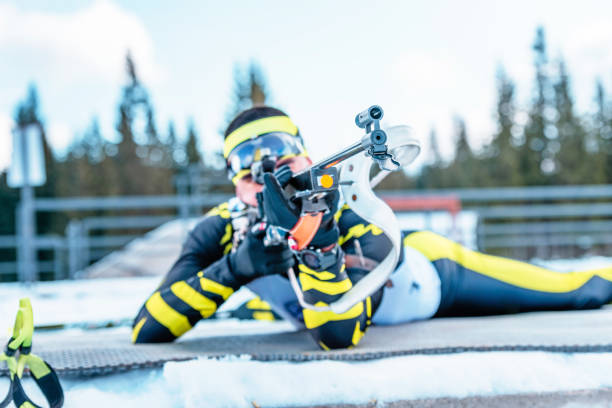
[132, 106, 612, 349]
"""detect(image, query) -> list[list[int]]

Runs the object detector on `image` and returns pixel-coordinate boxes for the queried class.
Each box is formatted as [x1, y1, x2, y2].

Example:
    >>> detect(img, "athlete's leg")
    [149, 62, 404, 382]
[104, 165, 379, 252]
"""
[231, 296, 282, 321]
[404, 231, 612, 317]
[372, 245, 442, 325]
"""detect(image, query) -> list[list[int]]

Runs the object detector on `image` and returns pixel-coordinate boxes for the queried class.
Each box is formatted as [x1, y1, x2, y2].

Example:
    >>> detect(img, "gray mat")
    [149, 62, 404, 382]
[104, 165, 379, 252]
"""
[5, 307, 612, 377]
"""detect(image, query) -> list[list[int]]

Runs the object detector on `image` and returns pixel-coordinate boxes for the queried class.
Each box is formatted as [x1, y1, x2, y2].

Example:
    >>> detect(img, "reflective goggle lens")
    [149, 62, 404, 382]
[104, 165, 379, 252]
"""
[227, 133, 305, 177]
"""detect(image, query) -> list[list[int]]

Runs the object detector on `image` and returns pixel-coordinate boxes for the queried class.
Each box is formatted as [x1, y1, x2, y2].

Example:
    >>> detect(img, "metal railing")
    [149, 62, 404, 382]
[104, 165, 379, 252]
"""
[2, 192, 232, 281]
[383, 184, 612, 258]
[3, 184, 612, 282]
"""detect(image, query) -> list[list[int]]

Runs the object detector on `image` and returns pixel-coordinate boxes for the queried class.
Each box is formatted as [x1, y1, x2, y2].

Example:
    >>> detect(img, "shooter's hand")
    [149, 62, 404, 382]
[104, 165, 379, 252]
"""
[262, 172, 340, 248]
[229, 226, 295, 284]
[273, 164, 293, 188]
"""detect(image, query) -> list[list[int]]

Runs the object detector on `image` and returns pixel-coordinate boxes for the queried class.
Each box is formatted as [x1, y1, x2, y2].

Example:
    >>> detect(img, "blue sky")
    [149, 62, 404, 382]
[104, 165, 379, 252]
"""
[1, 0, 611, 173]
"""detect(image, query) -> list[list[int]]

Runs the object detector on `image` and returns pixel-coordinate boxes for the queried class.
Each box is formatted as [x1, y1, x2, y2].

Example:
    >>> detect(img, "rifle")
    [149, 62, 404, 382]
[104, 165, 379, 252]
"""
[262, 105, 420, 314]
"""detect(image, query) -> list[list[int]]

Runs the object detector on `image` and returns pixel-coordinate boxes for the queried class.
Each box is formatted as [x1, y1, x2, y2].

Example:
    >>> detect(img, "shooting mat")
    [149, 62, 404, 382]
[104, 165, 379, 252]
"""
[3, 307, 612, 377]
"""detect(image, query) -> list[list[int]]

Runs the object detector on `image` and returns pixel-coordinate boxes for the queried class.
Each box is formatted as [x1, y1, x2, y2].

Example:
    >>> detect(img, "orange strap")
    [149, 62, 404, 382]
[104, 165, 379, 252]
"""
[290, 212, 323, 250]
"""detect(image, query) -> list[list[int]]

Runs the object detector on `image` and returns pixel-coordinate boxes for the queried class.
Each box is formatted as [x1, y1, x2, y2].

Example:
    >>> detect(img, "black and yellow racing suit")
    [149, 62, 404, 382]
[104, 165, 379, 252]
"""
[403, 230, 612, 316]
[132, 201, 390, 349]
[133, 202, 612, 348]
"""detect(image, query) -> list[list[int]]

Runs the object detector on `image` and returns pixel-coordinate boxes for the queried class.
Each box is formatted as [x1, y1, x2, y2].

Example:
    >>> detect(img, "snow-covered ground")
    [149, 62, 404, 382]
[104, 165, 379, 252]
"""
[2, 255, 612, 407]
[0, 276, 257, 330]
[13, 348, 612, 407]
[56, 352, 612, 407]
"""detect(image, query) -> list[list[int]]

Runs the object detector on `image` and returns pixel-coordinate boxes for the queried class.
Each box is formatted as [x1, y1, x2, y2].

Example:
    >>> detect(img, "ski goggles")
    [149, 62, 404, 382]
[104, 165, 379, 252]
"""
[223, 115, 300, 158]
[227, 132, 307, 184]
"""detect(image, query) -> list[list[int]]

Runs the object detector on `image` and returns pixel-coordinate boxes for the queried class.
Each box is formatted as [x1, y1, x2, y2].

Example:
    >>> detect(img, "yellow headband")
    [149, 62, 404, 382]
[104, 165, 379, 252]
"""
[223, 116, 299, 158]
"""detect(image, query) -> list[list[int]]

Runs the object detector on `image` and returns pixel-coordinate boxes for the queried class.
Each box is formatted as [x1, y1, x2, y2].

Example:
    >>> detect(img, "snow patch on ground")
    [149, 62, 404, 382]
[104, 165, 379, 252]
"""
[46, 352, 612, 407]
[0, 276, 257, 330]
[0, 276, 160, 329]
[162, 352, 612, 406]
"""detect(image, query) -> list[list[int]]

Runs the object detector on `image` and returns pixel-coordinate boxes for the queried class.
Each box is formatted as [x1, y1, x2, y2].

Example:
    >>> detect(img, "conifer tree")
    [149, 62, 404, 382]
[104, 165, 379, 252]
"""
[222, 61, 270, 135]
[454, 118, 472, 163]
[428, 127, 443, 166]
[592, 80, 612, 182]
[56, 119, 108, 198]
[111, 52, 174, 195]
[248, 62, 267, 107]
[144, 107, 163, 167]
[185, 120, 203, 166]
[553, 59, 592, 184]
[165, 121, 182, 168]
[57, 138, 88, 198]
[115, 53, 140, 176]
[486, 69, 521, 186]
[114, 78, 141, 194]
[0, 172, 18, 235]
[418, 128, 446, 188]
[0, 171, 19, 280]
[449, 117, 475, 187]
[375, 169, 415, 190]
[520, 26, 553, 185]
[82, 118, 106, 165]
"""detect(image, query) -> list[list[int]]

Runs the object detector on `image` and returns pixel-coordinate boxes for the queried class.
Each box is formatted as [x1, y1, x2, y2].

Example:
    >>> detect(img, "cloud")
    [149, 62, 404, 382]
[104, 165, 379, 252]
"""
[0, 0, 162, 85]
[565, 20, 612, 69]
[46, 122, 73, 157]
[563, 20, 612, 108]
[385, 51, 495, 162]
[389, 51, 467, 99]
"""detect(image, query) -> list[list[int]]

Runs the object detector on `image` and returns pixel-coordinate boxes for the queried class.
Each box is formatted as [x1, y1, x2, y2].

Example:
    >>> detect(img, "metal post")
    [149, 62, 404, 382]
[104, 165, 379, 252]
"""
[82, 224, 91, 272]
[16, 125, 37, 283]
[19, 185, 37, 282]
[178, 194, 190, 220]
[53, 241, 62, 280]
[476, 217, 484, 251]
[66, 220, 82, 279]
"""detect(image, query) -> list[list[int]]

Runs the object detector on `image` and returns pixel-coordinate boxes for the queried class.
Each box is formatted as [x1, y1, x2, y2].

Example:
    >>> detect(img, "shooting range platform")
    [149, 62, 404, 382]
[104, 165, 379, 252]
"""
[4, 306, 612, 377]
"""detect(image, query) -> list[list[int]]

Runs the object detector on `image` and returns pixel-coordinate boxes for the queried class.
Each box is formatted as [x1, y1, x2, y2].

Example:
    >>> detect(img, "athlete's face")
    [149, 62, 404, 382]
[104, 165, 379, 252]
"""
[235, 155, 312, 207]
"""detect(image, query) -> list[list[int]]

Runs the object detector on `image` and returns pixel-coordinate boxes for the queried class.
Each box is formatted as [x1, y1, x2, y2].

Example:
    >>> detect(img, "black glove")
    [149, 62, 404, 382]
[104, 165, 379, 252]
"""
[273, 164, 293, 188]
[262, 172, 340, 248]
[228, 226, 295, 284]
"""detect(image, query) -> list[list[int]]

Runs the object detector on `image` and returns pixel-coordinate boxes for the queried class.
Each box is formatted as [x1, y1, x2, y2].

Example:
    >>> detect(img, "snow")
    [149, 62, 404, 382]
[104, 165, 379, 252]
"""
[29, 352, 612, 408]
[0, 276, 160, 329]
[3, 255, 612, 407]
[161, 353, 612, 406]
[0, 276, 258, 330]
